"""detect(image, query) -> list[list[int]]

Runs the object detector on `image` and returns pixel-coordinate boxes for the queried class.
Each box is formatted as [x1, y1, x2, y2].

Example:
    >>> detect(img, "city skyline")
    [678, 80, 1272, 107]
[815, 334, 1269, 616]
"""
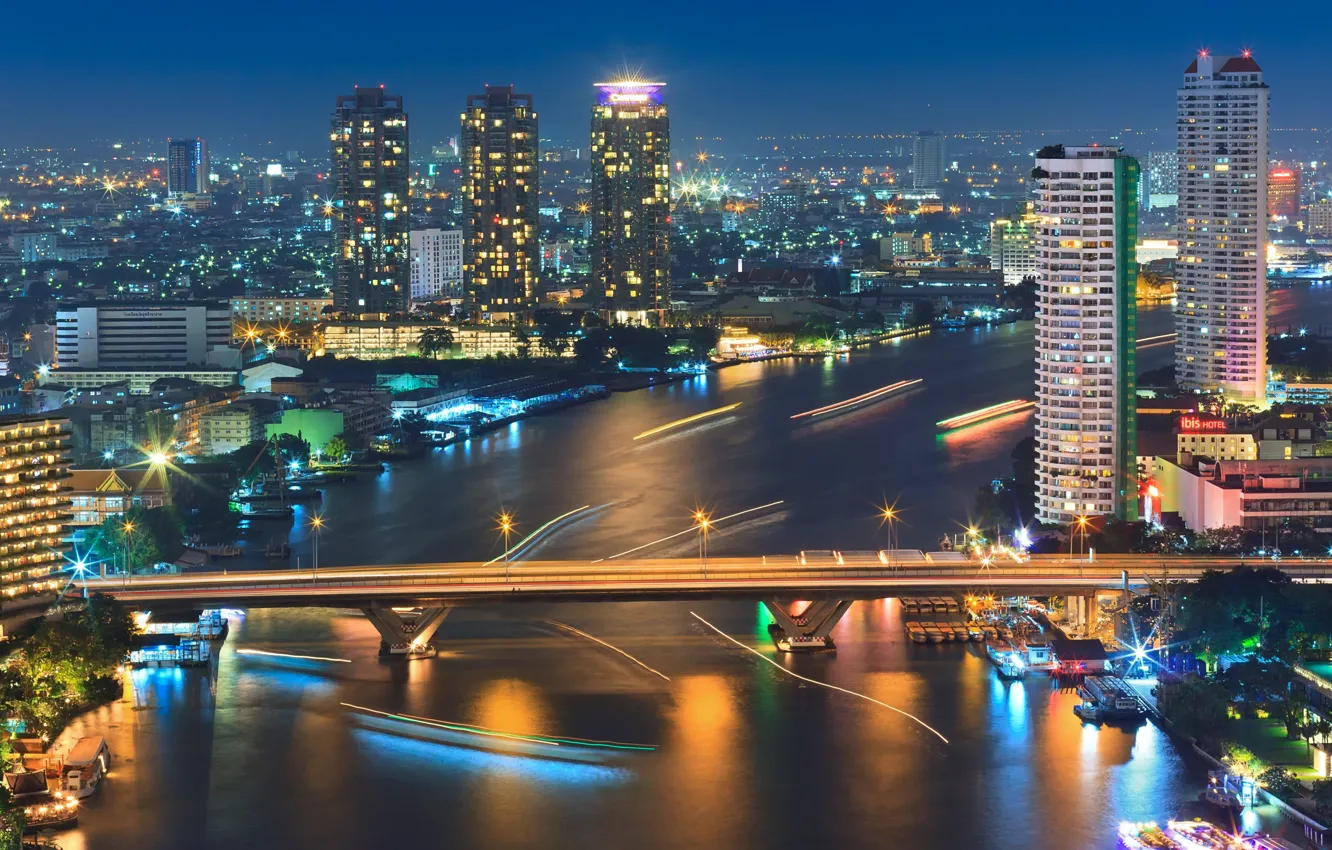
[2, 0, 1325, 148]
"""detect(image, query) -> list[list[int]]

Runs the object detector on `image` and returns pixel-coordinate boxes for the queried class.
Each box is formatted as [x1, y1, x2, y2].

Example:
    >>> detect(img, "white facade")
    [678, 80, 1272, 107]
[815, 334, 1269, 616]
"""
[1175, 53, 1269, 403]
[409, 229, 463, 302]
[230, 297, 331, 328]
[990, 204, 1039, 285]
[1033, 146, 1136, 525]
[56, 303, 231, 369]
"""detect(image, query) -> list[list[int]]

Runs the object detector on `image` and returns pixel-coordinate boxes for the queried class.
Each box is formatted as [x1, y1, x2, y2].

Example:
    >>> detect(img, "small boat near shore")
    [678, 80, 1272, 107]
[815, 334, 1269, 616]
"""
[905, 623, 927, 644]
[1118, 821, 1182, 850]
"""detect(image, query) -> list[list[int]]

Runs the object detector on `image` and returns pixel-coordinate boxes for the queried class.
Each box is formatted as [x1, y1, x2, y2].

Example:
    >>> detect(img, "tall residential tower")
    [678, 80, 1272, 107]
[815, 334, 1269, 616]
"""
[462, 85, 538, 322]
[1175, 52, 1269, 403]
[330, 87, 410, 314]
[167, 138, 209, 197]
[1033, 145, 1139, 525]
[589, 80, 671, 323]
[912, 131, 944, 193]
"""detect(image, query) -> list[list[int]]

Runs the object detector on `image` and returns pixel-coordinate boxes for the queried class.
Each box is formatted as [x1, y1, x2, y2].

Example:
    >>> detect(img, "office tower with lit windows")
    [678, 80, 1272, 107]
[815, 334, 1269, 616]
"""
[1268, 165, 1300, 220]
[461, 85, 538, 322]
[990, 201, 1040, 285]
[1146, 151, 1179, 208]
[1032, 145, 1139, 525]
[167, 138, 209, 196]
[912, 131, 944, 193]
[330, 87, 410, 315]
[1175, 52, 1268, 403]
[589, 81, 671, 323]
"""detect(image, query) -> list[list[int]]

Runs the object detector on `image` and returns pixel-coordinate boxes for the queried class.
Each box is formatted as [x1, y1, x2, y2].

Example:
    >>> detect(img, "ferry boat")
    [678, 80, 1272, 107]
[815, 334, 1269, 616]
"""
[923, 625, 945, 643]
[1199, 771, 1253, 812]
[1166, 819, 1244, 849]
[1245, 835, 1307, 850]
[1076, 676, 1146, 720]
[1118, 821, 1183, 850]
[905, 622, 928, 644]
[60, 736, 110, 799]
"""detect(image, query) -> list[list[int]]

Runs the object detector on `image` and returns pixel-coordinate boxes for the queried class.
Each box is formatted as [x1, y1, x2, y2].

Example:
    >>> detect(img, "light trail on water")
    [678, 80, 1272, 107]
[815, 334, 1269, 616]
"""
[632, 403, 743, 441]
[790, 379, 922, 420]
[689, 611, 951, 744]
[592, 500, 785, 562]
[236, 648, 351, 663]
[543, 620, 671, 681]
[484, 505, 594, 565]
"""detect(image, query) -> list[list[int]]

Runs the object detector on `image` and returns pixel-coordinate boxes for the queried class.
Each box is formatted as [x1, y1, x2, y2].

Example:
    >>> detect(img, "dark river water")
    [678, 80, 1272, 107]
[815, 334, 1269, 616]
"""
[59, 291, 1332, 850]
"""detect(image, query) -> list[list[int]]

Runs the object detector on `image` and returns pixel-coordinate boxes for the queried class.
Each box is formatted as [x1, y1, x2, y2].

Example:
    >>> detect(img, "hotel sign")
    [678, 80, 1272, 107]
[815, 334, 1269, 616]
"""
[1179, 415, 1227, 434]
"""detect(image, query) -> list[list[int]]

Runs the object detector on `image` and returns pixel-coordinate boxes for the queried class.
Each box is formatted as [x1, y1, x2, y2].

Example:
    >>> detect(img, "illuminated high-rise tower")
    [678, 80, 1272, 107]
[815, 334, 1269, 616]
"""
[590, 80, 671, 323]
[167, 138, 209, 196]
[330, 87, 410, 314]
[462, 85, 538, 322]
[1175, 51, 1269, 402]
[912, 131, 944, 193]
[1032, 145, 1140, 525]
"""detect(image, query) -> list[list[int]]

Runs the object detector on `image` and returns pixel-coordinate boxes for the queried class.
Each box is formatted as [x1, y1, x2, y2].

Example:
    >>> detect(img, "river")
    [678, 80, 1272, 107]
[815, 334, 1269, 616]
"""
[58, 289, 1332, 849]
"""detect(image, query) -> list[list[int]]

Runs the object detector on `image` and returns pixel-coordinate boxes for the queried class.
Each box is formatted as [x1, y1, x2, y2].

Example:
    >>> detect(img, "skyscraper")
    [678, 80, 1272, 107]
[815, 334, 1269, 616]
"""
[462, 85, 538, 322]
[409, 228, 464, 302]
[1146, 151, 1179, 209]
[912, 131, 944, 193]
[589, 80, 671, 323]
[167, 138, 209, 197]
[330, 87, 410, 315]
[1268, 165, 1300, 220]
[990, 201, 1040, 285]
[1175, 52, 1269, 403]
[1032, 145, 1139, 525]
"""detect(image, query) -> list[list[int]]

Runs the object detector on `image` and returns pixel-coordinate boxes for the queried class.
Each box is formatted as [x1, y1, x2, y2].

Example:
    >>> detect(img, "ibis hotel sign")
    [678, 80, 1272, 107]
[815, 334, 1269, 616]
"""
[1179, 415, 1227, 433]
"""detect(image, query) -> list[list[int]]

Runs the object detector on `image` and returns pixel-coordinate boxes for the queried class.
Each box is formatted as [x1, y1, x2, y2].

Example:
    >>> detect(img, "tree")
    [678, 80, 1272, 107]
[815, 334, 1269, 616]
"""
[1312, 779, 1332, 816]
[1162, 677, 1230, 750]
[534, 309, 578, 358]
[323, 435, 348, 465]
[417, 326, 455, 359]
[87, 506, 162, 574]
[1258, 765, 1300, 797]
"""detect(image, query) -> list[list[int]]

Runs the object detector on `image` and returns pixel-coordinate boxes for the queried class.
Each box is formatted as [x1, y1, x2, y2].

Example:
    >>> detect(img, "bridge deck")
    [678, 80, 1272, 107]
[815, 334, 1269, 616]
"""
[76, 555, 1332, 609]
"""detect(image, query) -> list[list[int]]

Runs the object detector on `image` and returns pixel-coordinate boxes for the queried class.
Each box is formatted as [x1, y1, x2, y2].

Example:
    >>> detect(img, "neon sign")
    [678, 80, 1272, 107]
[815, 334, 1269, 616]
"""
[1179, 415, 1226, 433]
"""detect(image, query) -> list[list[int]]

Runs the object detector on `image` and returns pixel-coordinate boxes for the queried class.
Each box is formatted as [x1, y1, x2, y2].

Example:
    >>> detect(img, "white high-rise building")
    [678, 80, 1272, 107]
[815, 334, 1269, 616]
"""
[912, 131, 944, 193]
[1175, 51, 1269, 403]
[409, 229, 463, 302]
[990, 202, 1040, 285]
[1033, 145, 1140, 525]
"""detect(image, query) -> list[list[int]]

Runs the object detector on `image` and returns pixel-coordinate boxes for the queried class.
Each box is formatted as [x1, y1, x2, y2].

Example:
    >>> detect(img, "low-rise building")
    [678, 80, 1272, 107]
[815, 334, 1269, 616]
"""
[40, 367, 238, 395]
[230, 297, 332, 328]
[1154, 455, 1332, 532]
[67, 467, 169, 527]
[457, 326, 518, 358]
[199, 401, 270, 454]
[321, 318, 448, 360]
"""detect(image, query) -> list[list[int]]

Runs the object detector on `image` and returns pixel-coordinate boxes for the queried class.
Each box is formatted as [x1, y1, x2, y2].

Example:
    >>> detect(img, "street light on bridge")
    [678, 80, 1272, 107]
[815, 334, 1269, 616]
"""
[310, 513, 325, 585]
[693, 509, 711, 578]
[497, 511, 515, 581]
[879, 502, 900, 568]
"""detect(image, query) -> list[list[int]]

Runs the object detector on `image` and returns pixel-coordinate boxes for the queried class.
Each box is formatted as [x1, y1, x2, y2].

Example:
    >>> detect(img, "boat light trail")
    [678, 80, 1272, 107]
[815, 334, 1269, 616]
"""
[689, 612, 950, 744]
[936, 399, 1035, 430]
[341, 703, 658, 751]
[593, 500, 785, 561]
[236, 648, 351, 663]
[484, 505, 592, 566]
[790, 379, 923, 419]
[544, 620, 671, 681]
[1137, 332, 1177, 350]
[633, 403, 742, 441]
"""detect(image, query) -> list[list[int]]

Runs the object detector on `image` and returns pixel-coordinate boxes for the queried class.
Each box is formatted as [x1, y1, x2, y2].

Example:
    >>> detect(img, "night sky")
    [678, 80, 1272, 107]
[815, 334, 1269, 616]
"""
[5, 0, 1327, 151]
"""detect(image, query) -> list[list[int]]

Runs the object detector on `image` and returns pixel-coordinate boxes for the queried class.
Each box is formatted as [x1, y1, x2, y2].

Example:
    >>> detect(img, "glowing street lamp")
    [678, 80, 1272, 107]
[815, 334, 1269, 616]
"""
[121, 519, 136, 586]
[497, 512, 515, 581]
[880, 503, 899, 568]
[693, 509, 712, 577]
[309, 514, 324, 584]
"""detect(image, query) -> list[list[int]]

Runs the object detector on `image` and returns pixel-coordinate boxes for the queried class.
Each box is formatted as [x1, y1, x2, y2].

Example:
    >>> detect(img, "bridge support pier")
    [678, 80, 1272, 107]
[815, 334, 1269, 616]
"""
[764, 599, 852, 652]
[362, 606, 449, 658]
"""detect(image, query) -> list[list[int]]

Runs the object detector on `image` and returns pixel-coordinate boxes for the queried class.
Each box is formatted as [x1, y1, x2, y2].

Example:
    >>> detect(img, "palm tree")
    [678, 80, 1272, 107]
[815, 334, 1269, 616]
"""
[417, 327, 455, 359]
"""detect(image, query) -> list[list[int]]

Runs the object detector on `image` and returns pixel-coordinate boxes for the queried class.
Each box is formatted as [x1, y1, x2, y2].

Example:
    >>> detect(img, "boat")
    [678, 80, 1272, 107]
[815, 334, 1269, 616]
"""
[923, 626, 945, 644]
[242, 506, 294, 520]
[967, 625, 984, 641]
[902, 598, 920, 614]
[918, 600, 934, 614]
[1199, 771, 1252, 812]
[905, 623, 928, 644]
[4, 770, 78, 832]
[1166, 819, 1244, 849]
[60, 737, 109, 799]
[1118, 822, 1183, 850]
[1079, 676, 1146, 719]
[1074, 701, 1104, 722]
[982, 625, 999, 641]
